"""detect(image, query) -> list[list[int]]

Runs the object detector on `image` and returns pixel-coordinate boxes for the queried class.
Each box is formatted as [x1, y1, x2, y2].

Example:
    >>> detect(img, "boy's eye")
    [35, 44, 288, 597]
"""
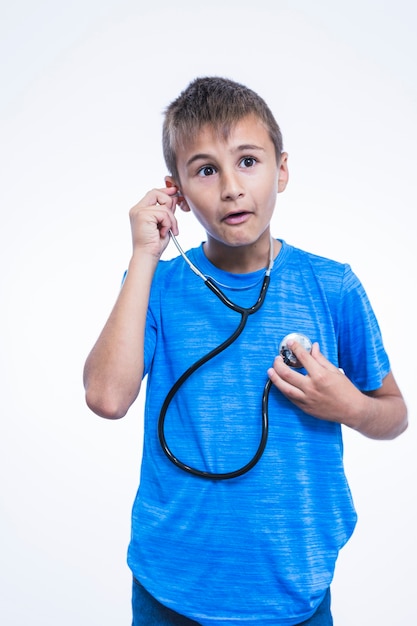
[198, 165, 217, 177]
[240, 157, 256, 168]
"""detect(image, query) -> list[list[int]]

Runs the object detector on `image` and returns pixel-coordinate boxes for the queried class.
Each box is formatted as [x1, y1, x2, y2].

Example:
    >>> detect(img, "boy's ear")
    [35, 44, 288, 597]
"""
[277, 152, 289, 193]
[164, 175, 191, 212]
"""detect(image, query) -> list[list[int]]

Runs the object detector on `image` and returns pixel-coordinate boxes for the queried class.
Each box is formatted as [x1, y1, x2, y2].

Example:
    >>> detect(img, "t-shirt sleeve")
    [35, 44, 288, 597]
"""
[337, 265, 390, 391]
[143, 307, 157, 378]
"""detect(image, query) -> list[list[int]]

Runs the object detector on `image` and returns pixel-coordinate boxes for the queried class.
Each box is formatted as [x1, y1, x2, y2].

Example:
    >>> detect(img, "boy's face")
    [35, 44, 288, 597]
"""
[167, 114, 288, 269]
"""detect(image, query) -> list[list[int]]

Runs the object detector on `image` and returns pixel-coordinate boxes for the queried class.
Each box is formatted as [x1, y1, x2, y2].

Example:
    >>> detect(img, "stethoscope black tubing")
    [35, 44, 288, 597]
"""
[158, 274, 272, 480]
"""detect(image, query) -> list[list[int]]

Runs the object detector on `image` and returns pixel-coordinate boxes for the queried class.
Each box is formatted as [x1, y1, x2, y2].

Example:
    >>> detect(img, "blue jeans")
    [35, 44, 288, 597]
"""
[131, 578, 333, 625]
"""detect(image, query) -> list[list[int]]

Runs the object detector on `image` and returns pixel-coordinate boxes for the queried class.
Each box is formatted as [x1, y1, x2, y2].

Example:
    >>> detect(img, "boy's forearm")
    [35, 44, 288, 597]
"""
[350, 373, 408, 440]
[83, 252, 157, 419]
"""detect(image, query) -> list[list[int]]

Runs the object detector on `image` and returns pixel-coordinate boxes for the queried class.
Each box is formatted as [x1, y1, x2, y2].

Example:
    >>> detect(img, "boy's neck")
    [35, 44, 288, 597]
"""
[203, 237, 281, 274]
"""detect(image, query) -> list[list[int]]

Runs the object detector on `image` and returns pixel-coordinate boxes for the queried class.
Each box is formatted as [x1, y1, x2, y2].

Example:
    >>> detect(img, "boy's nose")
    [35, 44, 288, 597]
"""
[220, 171, 245, 201]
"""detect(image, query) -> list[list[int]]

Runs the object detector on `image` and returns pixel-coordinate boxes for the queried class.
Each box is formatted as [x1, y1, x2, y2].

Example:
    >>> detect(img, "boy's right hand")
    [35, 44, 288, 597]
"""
[129, 185, 180, 259]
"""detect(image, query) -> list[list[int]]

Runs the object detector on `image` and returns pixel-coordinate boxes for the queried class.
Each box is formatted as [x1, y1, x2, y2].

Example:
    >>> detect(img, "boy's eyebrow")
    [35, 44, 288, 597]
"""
[186, 153, 213, 167]
[236, 144, 266, 152]
[186, 145, 266, 167]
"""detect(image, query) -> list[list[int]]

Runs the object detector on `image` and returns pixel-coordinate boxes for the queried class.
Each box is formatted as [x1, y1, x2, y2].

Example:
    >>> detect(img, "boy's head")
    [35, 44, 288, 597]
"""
[163, 77, 283, 185]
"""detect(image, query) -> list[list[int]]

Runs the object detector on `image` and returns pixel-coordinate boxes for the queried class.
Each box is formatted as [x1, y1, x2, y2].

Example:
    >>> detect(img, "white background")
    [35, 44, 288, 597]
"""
[1, 1, 416, 624]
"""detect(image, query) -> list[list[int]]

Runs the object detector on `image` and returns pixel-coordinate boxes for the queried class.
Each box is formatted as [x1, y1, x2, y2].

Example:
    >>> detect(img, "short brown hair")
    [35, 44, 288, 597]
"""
[162, 76, 283, 183]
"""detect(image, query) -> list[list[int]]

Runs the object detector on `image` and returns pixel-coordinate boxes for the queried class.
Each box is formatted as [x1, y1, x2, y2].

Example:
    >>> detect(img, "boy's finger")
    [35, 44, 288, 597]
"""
[135, 187, 178, 211]
[285, 340, 315, 371]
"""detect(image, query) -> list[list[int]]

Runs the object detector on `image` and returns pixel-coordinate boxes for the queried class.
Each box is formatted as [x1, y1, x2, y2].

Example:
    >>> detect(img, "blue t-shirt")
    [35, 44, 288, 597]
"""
[127, 240, 390, 625]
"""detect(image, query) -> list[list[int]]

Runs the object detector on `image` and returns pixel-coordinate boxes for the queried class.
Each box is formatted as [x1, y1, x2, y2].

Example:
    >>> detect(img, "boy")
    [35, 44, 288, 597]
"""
[83, 77, 407, 625]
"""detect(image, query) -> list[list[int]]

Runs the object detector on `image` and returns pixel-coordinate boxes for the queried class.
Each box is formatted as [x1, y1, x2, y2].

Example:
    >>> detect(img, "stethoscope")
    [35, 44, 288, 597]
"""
[158, 232, 312, 480]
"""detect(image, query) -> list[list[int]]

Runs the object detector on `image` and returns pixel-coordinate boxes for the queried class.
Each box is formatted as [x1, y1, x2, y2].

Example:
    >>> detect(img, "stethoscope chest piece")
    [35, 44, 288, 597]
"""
[279, 333, 312, 369]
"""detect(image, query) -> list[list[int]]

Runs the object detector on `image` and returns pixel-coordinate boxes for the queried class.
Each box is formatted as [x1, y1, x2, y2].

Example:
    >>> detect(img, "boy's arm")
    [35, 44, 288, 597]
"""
[83, 186, 179, 419]
[267, 341, 408, 440]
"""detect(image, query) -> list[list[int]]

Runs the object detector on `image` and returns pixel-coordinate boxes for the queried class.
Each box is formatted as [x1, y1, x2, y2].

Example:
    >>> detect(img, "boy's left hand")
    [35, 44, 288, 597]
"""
[267, 340, 364, 425]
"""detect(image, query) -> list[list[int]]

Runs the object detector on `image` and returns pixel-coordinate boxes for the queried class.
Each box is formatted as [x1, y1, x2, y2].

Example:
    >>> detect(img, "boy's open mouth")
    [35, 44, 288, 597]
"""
[222, 211, 252, 225]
